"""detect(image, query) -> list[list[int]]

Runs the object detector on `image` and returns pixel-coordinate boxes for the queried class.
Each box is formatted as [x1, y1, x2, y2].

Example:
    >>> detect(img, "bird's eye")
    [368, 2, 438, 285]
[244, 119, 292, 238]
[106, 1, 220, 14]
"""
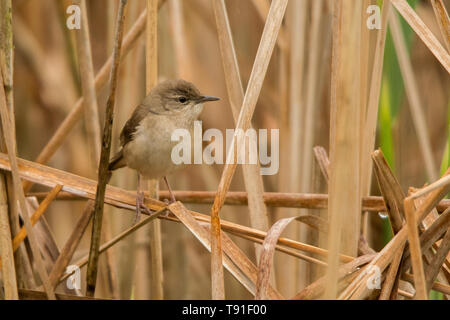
[178, 97, 187, 103]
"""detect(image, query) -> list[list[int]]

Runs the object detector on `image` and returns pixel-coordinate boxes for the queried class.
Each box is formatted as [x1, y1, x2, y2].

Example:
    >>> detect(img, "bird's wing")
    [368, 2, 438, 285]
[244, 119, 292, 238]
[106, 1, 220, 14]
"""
[119, 104, 149, 147]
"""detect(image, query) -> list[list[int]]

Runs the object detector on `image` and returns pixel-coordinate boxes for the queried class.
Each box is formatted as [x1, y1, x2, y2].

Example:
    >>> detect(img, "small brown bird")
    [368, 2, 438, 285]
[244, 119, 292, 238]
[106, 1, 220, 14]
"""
[108, 79, 219, 221]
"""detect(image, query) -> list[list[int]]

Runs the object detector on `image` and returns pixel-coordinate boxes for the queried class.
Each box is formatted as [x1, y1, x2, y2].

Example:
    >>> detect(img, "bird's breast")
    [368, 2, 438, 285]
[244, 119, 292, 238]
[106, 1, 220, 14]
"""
[122, 115, 192, 179]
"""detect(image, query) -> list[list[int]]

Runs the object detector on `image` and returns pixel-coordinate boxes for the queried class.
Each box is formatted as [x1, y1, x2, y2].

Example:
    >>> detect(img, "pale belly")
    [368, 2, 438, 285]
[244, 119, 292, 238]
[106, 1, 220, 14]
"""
[122, 116, 190, 179]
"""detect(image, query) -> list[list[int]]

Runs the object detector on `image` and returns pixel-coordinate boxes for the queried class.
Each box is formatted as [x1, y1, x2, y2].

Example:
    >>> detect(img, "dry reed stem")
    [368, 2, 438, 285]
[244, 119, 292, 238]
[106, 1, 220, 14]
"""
[404, 198, 428, 299]
[297, 0, 324, 289]
[74, 0, 119, 298]
[212, 0, 269, 264]
[26, 189, 450, 213]
[4, 152, 450, 297]
[372, 150, 405, 233]
[18, 289, 103, 300]
[429, 0, 450, 51]
[8, 152, 450, 293]
[86, 0, 127, 297]
[340, 168, 450, 299]
[359, 0, 372, 238]
[390, 0, 450, 73]
[287, 0, 307, 294]
[372, 149, 407, 300]
[425, 228, 450, 293]
[0, 174, 17, 299]
[235, 232, 328, 267]
[402, 207, 450, 272]
[145, 0, 164, 300]
[292, 254, 376, 300]
[361, 0, 391, 235]
[250, 0, 288, 52]
[389, 10, 438, 181]
[64, 214, 327, 281]
[326, 0, 362, 298]
[8, 185, 62, 254]
[48, 200, 94, 289]
[301, 0, 324, 199]
[168, 202, 283, 299]
[0, 73, 55, 299]
[0, 0, 18, 300]
[209, 0, 288, 299]
[255, 216, 295, 300]
[313, 146, 330, 183]
[74, 0, 102, 166]
[255, 214, 328, 299]
[410, 175, 450, 199]
[379, 242, 406, 300]
[59, 208, 166, 284]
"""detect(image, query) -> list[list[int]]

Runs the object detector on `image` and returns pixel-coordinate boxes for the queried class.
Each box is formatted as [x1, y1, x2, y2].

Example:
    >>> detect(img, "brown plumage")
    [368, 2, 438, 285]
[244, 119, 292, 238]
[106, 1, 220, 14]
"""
[108, 79, 219, 222]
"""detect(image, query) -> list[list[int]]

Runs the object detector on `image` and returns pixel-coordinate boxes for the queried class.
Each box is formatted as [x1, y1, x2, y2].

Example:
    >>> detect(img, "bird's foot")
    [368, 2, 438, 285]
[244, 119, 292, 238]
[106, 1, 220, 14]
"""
[134, 191, 154, 224]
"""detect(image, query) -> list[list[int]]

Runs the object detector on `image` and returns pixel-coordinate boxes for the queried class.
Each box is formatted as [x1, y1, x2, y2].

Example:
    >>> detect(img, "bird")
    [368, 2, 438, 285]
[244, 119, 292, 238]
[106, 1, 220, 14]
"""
[108, 79, 220, 222]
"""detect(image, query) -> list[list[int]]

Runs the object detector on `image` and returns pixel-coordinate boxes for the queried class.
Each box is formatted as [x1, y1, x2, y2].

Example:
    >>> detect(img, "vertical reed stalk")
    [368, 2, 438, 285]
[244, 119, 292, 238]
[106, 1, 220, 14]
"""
[299, 0, 324, 288]
[361, 0, 391, 238]
[287, 0, 307, 295]
[0, 71, 55, 299]
[212, 0, 269, 263]
[326, 0, 362, 298]
[0, 0, 18, 300]
[209, 0, 288, 299]
[146, 0, 164, 300]
[86, 0, 128, 297]
[389, 10, 438, 181]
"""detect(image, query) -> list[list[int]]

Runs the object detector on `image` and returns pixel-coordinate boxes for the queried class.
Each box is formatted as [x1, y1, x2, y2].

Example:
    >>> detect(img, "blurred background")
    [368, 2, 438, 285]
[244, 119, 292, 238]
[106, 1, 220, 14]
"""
[6, 0, 449, 299]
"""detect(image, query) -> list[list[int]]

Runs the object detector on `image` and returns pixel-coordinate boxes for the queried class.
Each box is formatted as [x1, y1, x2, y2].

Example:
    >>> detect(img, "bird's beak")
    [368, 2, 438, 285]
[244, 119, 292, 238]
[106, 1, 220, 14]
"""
[198, 96, 220, 103]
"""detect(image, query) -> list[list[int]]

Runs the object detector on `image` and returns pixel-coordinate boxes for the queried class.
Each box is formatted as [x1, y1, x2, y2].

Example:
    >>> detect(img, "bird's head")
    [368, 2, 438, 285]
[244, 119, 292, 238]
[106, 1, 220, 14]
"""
[147, 79, 220, 120]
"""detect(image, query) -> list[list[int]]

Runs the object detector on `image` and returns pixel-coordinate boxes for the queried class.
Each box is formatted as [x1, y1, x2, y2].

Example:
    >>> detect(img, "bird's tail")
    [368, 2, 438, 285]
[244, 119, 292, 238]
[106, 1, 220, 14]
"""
[108, 149, 126, 171]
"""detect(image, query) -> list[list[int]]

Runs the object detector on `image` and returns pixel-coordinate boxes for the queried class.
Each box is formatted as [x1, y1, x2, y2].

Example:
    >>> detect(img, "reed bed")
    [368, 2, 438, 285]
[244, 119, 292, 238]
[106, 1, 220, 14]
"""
[0, 0, 448, 300]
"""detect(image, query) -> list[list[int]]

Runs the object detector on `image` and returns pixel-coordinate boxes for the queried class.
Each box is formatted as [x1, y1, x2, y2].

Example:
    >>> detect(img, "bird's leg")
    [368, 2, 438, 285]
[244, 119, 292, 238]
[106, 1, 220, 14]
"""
[135, 174, 154, 225]
[164, 176, 176, 203]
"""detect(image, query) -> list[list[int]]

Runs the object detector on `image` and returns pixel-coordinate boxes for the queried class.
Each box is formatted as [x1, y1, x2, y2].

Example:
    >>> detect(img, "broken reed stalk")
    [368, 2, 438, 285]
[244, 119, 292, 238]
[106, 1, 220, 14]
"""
[404, 198, 428, 299]
[389, 10, 438, 181]
[86, 0, 127, 297]
[212, 0, 269, 262]
[48, 200, 94, 289]
[340, 168, 450, 300]
[0, 0, 18, 300]
[168, 202, 283, 299]
[372, 149, 405, 233]
[372, 149, 407, 299]
[390, 0, 450, 73]
[425, 227, 450, 293]
[145, 0, 164, 300]
[59, 208, 165, 284]
[0, 71, 55, 299]
[8, 185, 62, 254]
[209, 0, 288, 299]
[3, 151, 450, 296]
[325, 0, 362, 299]
[430, 0, 450, 51]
